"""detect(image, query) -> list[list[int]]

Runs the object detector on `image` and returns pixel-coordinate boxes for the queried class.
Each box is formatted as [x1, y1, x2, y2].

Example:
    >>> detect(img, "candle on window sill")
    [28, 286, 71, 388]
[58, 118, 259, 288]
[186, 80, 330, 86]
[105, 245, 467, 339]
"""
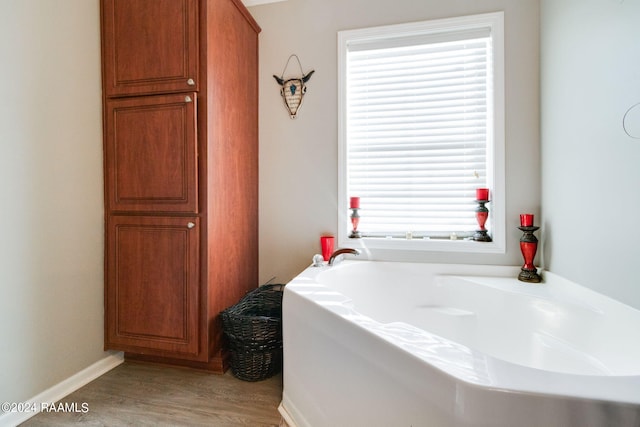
[476, 188, 489, 201]
[520, 213, 534, 227]
[350, 197, 360, 209]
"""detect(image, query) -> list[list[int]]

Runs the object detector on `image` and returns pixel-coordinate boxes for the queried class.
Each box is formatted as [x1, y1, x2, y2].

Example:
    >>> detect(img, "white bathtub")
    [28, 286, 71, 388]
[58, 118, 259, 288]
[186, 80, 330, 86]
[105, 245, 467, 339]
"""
[279, 261, 640, 427]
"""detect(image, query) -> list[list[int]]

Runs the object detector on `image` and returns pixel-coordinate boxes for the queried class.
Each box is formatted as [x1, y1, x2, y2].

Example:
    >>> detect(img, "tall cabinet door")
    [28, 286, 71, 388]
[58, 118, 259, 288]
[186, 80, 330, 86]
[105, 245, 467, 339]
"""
[104, 93, 198, 213]
[101, 0, 199, 97]
[105, 216, 200, 357]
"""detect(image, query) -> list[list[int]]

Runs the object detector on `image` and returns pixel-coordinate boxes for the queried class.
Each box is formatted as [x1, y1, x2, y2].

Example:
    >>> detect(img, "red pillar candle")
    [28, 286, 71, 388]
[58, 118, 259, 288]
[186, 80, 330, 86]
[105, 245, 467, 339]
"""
[520, 214, 534, 227]
[350, 197, 360, 209]
[476, 188, 489, 201]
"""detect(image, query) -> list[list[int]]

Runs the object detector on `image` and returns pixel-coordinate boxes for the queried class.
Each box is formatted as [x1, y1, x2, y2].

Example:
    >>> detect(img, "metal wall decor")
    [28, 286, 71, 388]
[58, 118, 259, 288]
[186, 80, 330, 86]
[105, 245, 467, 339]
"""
[273, 54, 314, 119]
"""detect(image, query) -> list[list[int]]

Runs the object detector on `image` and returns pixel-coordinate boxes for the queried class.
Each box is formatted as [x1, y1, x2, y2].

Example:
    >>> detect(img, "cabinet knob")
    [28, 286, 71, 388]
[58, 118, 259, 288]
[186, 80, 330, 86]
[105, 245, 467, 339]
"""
[187, 222, 196, 229]
[185, 95, 192, 103]
[187, 78, 195, 86]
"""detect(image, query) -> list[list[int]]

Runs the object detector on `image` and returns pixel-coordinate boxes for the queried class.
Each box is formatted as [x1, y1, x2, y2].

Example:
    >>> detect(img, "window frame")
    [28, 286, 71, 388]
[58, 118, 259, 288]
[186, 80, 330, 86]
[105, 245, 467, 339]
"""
[337, 12, 506, 254]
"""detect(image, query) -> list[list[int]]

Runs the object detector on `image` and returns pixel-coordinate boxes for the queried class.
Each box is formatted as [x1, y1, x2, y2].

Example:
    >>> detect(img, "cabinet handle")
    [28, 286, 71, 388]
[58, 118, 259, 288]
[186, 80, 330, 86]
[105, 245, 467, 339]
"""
[187, 78, 195, 86]
[187, 222, 195, 229]
[185, 95, 192, 103]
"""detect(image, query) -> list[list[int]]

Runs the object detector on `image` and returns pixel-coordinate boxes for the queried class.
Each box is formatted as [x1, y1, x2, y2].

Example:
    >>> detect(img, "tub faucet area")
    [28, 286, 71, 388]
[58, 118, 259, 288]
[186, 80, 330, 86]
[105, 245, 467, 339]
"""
[328, 248, 360, 266]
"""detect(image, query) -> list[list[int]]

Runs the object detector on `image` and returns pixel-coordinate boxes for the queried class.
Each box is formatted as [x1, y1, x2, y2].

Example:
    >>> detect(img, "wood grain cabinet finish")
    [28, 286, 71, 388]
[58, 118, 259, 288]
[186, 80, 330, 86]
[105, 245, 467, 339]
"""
[101, 0, 260, 371]
[102, 0, 199, 97]
[104, 93, 198, 213]
[106, 216, 200, 356]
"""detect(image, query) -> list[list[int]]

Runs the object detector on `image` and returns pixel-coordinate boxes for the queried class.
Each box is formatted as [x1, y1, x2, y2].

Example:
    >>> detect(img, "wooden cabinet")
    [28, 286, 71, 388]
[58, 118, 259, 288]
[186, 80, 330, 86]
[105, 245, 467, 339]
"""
[104, 93, 199, 213]
[101, 0, 199, 97]
[101, 0, 260, 371]
[106, 216, 200, 356]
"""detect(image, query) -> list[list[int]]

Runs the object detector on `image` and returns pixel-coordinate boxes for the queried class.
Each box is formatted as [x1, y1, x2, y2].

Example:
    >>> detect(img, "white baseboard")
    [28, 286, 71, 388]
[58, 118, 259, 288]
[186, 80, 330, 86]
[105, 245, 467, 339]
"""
[243, 0, 286, 6]
[0, 352, 124, 427]
[278, 402, 296, 427]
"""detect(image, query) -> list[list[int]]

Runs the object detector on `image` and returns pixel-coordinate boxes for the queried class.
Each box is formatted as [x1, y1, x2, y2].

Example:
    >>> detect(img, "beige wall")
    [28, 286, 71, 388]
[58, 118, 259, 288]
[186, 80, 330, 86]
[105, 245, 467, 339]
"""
[541, 0, 640, 309]
[0, 1, 108, 403]
[250, 0, 540, 284]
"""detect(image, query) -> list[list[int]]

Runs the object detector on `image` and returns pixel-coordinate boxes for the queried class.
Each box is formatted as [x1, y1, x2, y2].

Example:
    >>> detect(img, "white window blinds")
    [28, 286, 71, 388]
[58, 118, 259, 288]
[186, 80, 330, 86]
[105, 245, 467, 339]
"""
[345, 27, 493, 238]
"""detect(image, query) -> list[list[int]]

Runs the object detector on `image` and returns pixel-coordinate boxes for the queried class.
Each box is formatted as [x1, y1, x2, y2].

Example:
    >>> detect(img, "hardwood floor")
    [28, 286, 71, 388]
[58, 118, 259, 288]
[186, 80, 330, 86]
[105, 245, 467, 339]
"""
[21, 362, 283, 426]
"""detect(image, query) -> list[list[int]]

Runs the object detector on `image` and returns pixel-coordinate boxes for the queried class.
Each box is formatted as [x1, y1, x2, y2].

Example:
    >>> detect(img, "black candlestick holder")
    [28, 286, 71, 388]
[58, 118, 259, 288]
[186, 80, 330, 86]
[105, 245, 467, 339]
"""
[473, 199, 492, 242]
[349, 207, 361, 238]
[518, 225, 541, 283]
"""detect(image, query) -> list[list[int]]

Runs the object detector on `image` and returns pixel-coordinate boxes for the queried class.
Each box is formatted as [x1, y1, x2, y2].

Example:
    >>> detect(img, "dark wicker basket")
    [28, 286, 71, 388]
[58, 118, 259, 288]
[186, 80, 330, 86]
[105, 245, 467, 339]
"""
[221, 284, 284, 381]
[227, 343, 283, 382]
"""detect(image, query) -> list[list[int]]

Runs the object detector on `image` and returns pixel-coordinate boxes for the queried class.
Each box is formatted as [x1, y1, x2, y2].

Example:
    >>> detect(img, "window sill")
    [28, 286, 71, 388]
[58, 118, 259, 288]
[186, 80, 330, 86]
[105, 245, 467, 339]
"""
[337, 235, 506, 254]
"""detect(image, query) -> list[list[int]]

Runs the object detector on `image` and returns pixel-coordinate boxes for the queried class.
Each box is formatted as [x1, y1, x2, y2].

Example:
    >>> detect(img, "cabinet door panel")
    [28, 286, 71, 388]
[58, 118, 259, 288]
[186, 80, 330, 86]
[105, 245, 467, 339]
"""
[105, 216, 200, 357]
[105, 93, 198, 213]
[102, 0, 199, 96]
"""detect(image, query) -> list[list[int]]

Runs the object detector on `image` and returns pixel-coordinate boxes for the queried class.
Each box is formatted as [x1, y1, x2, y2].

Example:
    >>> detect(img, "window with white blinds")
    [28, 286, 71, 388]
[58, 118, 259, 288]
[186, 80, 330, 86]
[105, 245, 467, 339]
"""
[338, 13, 505, 252]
